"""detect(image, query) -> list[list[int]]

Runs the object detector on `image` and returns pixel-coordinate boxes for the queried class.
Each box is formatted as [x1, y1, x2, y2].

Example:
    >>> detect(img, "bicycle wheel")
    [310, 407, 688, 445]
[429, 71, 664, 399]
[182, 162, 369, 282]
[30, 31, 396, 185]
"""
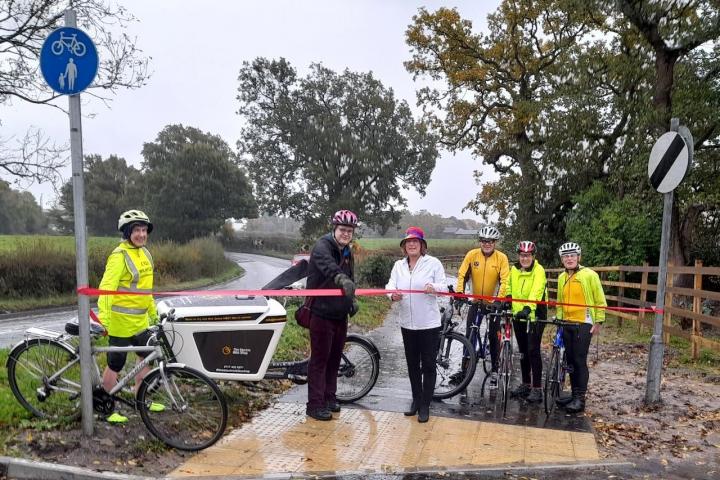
[137, 366, 228, 451]
[7, 339, 82, 422]
[496, 342, 512, 415]
[336, 335, 379, 403]
[544, 347, 561, 416]
[434, 331, 476, 399]
[51, 40, 63, 55]
[481, 328, 491, 374]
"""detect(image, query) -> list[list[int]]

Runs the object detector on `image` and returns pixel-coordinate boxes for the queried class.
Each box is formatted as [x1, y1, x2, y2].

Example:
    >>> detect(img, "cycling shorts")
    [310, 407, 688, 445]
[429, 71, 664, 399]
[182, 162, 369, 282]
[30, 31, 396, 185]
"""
[107, 329, 152, 372]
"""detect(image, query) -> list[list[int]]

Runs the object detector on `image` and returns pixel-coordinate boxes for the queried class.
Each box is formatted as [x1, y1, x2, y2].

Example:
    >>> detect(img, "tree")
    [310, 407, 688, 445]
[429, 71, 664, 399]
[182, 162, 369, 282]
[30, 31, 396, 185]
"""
[615, 0, 720, 271]
[49, 155, 143, 235]
[141, 125, 258, 242]
[237, 58, 439, 237]
[0, 0, 150, 186]
[405, 1, 720, 266]
[565, 182, 662, 266]
[0, 180, 48, 234]
[405, 2, 616, 246]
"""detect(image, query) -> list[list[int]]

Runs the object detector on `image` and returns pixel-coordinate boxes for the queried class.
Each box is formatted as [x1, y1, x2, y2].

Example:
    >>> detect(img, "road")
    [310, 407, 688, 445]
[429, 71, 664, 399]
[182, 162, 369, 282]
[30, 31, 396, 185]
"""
[0, 252, 289, 348]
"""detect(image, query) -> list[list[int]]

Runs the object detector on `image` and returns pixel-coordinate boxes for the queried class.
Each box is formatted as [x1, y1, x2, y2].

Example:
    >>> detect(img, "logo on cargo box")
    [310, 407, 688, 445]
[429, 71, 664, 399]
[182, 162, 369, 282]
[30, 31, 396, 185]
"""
[222, 346, 231, 355]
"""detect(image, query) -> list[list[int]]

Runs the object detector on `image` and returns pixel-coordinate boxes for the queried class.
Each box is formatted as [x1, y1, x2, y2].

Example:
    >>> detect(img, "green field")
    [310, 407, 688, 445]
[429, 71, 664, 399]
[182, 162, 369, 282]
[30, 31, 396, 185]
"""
[357, 237, 475, 251]
[0, 235, 119, 253]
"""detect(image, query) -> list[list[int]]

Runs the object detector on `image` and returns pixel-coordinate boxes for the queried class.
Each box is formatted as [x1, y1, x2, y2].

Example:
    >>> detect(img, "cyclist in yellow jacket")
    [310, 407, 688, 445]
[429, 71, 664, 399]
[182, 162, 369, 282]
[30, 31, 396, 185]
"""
[455, 226, 510, 389]
[555, 242, 606, 414]
[506, 241, 547, 403]
[99, 210, 162, 424]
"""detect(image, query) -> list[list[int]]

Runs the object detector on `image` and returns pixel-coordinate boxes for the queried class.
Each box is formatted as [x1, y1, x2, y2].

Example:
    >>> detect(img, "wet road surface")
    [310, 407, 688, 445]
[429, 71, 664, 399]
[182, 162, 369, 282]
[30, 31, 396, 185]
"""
[0, 252, 288, 348]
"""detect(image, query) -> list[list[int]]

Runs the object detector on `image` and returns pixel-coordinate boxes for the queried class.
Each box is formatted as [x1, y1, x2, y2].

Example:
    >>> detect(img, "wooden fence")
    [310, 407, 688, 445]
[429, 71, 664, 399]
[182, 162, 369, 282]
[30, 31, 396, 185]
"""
[437, 256, 720, 359]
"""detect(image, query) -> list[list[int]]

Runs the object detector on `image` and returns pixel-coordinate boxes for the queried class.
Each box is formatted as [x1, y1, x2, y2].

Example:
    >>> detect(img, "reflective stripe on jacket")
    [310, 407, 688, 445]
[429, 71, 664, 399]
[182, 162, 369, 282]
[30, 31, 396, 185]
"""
[385, 254, 448, 330]
[455, 248, 510, 298]
[98, 240, 157, 337]
[556, 266, 607, 324]
[507, 260, 547, 321]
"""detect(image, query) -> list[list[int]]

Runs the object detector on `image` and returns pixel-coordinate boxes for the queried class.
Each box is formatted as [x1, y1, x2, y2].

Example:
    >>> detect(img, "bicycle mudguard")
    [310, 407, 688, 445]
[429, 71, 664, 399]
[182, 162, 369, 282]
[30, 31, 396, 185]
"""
[144, 362, 188, 378]
[262, 260, 309, 290]
[8, 328, 76, 355]
[346, 333, 381, 360]
[5, 334, 76, 368]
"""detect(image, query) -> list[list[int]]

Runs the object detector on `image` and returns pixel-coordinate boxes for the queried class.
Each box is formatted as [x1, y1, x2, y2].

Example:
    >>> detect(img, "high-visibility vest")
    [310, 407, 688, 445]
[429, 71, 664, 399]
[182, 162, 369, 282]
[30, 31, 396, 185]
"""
[556, 266, 607, 324]
[507, 260, 547, 321]
[98, 241, 157, 337]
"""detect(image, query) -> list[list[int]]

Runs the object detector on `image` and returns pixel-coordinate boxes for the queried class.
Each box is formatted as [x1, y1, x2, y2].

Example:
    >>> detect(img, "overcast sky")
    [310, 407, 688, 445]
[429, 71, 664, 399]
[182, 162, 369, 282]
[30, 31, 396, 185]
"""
[5, 1, 501, 220]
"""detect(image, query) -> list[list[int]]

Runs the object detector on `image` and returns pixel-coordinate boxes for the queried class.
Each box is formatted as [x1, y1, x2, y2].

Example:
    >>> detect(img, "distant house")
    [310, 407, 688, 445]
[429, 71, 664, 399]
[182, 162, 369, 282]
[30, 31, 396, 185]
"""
[441, 227, 481, 238]
[454, 228, 480, 238]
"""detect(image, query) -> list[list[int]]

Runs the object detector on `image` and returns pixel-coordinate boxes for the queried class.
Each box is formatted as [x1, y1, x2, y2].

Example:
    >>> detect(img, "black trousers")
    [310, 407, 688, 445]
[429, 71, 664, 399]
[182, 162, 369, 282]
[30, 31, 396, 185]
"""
[466, 303, 500, 372]
[307, 314, 347, 409]
[401, 326, 441, 408]
[513, 320, 546, 388]
[562, 323, 593, 395]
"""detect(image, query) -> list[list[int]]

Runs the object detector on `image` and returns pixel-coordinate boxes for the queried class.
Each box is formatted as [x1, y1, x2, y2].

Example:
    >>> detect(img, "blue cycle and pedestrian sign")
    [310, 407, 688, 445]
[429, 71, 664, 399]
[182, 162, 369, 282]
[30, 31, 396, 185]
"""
[40, 27, 98, 95]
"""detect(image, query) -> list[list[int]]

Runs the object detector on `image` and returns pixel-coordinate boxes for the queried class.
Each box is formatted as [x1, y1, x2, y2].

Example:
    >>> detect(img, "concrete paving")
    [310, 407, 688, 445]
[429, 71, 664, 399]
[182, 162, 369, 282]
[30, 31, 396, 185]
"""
[171, 299, 601, 477]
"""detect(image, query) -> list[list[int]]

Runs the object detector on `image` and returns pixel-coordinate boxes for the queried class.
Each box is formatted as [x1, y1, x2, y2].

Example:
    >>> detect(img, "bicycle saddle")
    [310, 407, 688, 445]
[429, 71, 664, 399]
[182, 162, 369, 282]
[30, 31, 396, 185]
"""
[65, 318, 107, 337]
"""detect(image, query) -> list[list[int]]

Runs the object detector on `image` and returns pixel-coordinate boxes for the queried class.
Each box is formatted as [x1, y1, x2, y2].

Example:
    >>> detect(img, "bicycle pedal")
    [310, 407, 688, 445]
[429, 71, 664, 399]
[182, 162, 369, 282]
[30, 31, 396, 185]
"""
[288, 374, 308, 385]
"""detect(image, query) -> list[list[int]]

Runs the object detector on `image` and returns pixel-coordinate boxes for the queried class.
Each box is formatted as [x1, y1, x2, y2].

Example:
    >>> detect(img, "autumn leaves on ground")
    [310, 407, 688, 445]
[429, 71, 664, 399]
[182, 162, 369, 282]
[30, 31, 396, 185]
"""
[588, 324, 720, 478]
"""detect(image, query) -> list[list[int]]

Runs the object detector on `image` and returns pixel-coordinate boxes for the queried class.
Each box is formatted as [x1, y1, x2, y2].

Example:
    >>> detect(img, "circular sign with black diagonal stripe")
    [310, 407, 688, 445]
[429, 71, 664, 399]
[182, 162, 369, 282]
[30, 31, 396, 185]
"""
[647, 132, 689, 193]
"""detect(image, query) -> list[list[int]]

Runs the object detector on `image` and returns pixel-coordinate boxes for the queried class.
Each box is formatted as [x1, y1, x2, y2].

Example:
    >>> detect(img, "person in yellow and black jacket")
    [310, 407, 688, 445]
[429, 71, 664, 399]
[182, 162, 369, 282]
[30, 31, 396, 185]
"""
[454, 226, 510, 389]
[506, 241, 547, 403]
[555, 241, 607, 414]
[98, 210, 163, 424]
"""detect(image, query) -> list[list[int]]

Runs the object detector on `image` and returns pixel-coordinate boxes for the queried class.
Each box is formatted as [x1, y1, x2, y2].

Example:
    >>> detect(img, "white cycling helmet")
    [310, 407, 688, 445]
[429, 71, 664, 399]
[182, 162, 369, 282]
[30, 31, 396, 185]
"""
[558, 242, 581, 256]
[118, 209, 154, 234]
[478, 226, 501, 241]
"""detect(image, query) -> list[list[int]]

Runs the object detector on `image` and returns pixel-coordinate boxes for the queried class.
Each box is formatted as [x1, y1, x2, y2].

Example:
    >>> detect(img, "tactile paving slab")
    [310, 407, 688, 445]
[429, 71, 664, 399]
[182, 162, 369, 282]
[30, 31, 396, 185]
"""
[170, 402, 600, 477]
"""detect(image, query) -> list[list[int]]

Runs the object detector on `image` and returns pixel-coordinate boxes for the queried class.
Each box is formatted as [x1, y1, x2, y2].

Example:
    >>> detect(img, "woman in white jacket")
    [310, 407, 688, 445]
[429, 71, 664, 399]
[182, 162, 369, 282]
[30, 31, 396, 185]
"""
[386, 226, 448, 423]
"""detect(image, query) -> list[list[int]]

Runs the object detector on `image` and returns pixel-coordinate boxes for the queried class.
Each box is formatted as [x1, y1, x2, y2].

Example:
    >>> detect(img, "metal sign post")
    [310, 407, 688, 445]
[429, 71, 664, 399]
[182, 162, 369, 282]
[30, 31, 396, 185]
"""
[40, 10, 99, 435]
[645, 118, 692, 404]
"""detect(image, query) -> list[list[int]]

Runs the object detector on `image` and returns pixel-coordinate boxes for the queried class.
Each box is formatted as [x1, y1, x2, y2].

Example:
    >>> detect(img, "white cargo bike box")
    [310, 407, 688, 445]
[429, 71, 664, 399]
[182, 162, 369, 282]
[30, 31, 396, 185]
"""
[156, 295, 287, 381]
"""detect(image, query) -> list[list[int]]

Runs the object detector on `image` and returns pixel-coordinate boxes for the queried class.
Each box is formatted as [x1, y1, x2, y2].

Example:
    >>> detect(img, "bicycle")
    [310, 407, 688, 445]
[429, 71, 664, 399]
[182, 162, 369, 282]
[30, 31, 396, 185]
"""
[453, 295, 492, 376]
[433, 299, 476, 399]
[257, 267, 381, 402]
[482, 306, 514, 415]
[537, 318, 577, 416]
[51, 32, 87, 56]
[6, 312, 228, 451]
[264, 333, 380, 403]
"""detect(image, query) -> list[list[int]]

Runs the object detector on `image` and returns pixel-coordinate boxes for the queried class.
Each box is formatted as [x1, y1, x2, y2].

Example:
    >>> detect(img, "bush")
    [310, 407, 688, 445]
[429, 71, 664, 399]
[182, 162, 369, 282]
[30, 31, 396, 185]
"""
[0, 236, 231, 298]
[357, 254, 396, 287]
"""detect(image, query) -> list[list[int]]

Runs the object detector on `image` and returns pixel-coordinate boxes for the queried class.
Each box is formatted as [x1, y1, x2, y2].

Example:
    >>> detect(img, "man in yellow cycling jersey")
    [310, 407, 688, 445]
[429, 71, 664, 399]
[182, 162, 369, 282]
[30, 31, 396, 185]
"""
[555, 242, 606, 413]
[98, 210, 163, 424]
[455, 226, 510, 389]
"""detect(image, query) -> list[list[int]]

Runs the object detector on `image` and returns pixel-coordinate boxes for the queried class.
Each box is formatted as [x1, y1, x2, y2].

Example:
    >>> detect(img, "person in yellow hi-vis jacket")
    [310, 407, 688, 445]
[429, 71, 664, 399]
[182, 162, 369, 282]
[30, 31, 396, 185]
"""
[98, 210, 163, 424]
[555, 241, 607, 414]
[506, 241, 547, 404]
[454, 226, 510, 389]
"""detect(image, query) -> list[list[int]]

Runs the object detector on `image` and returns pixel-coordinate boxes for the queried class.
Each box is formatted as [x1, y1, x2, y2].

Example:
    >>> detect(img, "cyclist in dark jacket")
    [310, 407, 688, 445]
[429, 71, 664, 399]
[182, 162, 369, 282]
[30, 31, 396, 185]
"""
[305, 209, 358, 421]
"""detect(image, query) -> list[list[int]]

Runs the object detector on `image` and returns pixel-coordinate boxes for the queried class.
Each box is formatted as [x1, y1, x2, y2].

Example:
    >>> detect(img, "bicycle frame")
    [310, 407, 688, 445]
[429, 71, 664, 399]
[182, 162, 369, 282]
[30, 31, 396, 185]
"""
[553, 325, 565, 351]
[92, 344, 165, 397]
